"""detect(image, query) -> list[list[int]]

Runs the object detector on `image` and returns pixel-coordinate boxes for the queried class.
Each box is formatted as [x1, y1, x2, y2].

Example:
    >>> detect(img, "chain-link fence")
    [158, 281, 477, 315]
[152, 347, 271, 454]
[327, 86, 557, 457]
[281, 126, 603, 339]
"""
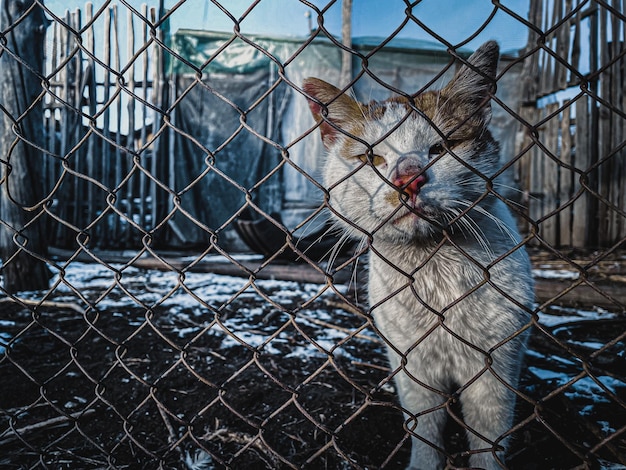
[1, 1, 625, 469]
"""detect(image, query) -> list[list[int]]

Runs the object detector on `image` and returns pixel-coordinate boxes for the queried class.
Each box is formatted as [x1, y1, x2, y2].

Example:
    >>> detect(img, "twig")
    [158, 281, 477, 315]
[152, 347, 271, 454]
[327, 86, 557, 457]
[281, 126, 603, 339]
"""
[0, 409, 96, 447]
[297, 312, 382, 345]
[202, 428, 278, 468]
[323, 299, 366, 317]
[350, 360, 390, 372]
[157, 403, 186, 463]
[0, 297, 85, 314]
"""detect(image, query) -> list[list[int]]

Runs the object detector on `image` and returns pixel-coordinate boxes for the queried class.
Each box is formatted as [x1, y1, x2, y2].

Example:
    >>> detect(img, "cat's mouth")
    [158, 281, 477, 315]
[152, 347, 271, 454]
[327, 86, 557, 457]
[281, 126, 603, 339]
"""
[391, 204, 427, 226]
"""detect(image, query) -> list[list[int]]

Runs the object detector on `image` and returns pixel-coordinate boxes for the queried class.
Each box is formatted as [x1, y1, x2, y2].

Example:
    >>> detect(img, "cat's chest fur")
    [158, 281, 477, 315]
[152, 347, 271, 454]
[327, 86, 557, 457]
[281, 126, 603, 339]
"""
[366, 234, 530, 361]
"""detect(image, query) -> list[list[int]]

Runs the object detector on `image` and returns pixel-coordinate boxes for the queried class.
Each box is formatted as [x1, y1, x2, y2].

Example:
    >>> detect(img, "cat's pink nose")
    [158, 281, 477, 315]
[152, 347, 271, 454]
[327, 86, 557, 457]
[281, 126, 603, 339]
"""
[394, 173, 427, 198]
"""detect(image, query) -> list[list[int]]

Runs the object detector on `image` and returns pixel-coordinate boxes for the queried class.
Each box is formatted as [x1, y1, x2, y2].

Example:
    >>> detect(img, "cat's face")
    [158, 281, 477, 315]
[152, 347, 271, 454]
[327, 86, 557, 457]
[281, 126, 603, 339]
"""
[304, 41, 501, 244]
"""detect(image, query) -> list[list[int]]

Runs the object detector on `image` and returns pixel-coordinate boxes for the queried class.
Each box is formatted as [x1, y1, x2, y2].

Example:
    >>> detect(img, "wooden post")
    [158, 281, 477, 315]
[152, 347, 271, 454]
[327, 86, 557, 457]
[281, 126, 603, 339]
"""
[0, 0, 50, 292]
[340, 0, 352, 86]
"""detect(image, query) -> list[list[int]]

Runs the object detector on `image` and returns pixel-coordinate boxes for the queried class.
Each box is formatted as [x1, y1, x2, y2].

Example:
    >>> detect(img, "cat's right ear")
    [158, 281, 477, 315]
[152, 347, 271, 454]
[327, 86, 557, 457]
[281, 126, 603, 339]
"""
[302, 78, 362, 149]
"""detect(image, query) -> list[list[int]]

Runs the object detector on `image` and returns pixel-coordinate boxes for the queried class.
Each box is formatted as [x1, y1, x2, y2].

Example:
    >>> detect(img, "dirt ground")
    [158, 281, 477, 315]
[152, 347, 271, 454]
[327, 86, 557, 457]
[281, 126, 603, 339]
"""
[0, 256, 625, 469]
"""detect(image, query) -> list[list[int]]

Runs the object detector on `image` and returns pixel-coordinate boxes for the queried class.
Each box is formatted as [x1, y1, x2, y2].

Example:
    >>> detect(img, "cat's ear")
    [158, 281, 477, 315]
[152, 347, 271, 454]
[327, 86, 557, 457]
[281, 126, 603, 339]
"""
[439, 41, 499, 134]
[303, 78, 362, 149]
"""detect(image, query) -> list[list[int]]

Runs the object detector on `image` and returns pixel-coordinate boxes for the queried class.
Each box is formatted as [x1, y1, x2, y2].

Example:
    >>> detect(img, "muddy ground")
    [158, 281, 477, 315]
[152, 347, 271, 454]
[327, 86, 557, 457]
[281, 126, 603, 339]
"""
[0, 259, 625, 469]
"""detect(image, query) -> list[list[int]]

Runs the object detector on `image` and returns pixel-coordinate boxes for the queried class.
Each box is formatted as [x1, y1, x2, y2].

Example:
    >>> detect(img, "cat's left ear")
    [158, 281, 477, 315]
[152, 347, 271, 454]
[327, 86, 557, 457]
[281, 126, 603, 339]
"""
[303, 77, 362, 149]
[439, 41, 499, 131]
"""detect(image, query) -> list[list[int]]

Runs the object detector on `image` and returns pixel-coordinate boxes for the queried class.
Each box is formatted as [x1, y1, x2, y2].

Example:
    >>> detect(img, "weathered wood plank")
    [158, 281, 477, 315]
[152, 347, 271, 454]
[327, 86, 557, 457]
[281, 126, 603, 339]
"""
[112, 4, 122, 240]
[46, 247, 626, 310]
[126, 7, 137, 245]
[557, 0, 572, 90]
[150, 6, 161, 238]
[542, 103, 560, 246]
[559, 101, 573, 246]
[621, 0, 626, 241]
[608, 3, 624, 243]
[597, 3, 611, 245]
[0, 0, 50, 292]
[100, 5, 113, 245]
[139, 3, 149, 233]
[85, 2, 97, 245]
[572, 96, 590, 247]
[71, 9, 84, 240]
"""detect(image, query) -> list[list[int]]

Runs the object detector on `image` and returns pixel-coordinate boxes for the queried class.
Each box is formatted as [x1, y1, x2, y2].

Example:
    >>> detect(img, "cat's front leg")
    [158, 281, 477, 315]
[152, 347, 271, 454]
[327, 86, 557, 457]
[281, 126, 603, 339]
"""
[459, 370, 518, 470]
[392, 365, 449, 470]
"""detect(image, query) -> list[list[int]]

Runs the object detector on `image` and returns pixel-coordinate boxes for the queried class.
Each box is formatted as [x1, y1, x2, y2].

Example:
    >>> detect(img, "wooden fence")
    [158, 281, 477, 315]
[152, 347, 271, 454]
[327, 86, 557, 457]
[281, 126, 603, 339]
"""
[42, 1, 626, 251]
[43, 2, 169, 249]
[516, 0, 625, 248]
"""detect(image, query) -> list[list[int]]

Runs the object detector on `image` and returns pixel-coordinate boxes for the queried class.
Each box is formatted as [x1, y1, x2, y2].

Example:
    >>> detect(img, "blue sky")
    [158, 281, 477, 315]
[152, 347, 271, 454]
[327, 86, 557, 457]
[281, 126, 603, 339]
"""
[44, 0, 531, 53]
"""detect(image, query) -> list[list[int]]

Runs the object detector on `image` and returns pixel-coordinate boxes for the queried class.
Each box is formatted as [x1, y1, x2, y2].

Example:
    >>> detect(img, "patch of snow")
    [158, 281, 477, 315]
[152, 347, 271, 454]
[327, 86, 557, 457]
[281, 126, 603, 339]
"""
[598, 458, 626, 469]
[537, 305, 618, 328]
[532, 268, 579, 280]
[0, 331, 11, 354]
[566, 375, 625, 404]
[527, 366, 571, 384]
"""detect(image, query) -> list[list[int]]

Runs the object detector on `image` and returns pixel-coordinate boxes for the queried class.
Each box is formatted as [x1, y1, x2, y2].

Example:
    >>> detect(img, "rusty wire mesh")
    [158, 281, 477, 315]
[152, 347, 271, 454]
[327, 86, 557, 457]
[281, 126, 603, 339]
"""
[0, 0, 625, 469]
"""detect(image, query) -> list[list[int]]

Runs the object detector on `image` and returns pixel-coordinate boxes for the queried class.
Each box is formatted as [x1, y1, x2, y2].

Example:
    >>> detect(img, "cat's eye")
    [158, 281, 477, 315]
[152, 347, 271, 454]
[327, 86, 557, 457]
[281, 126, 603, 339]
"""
[428, 143, 445, 157]
[358, 154, 386, 167]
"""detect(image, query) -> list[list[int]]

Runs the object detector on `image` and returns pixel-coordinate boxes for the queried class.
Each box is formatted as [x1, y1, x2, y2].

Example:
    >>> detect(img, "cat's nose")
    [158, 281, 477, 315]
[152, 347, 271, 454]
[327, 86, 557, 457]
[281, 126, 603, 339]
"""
[393, 173, 427, 198]
[392, 156, 428, 198]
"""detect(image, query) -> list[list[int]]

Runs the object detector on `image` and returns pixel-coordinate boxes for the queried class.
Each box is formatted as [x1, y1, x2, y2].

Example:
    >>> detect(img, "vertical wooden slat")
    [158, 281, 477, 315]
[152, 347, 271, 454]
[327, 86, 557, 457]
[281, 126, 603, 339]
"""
[100, 6, 112, 246]
[542, 103, 560, 246]
[150, 6, 162, 237]
[0, 0, 51, 291]
[620, 0, 626, 241]
[559, 101, 573, 246]
[517, 0, 543, 241]
[529, 118, 544, 240]
[608, 0, 623, 243]
[570, 0, 582, 85]
[168, 78, 176, 217]
[557, 0, 572, 90]
[126, 7, 136, 244]
[587, 3, 600, 247]
[112, 4, 122, 242]
[551, 0, 563, 91]
[60, 10, 71, 161]
[85, 1, 97, 243]
[139, 3, 149, 232]
[43, 18, 55, 243]
[47, 20, 59, 206]
[72, 8, 83, 240]
[572, 95, 590, 247]
[597, 4, 611, 245]
[539, 1, 552, 96]
[54, 10, 73, 244]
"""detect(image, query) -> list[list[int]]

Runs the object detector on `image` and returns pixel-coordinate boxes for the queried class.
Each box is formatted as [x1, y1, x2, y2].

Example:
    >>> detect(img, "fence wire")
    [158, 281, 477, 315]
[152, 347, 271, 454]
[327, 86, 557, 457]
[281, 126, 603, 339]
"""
[0, 1, 625, 469]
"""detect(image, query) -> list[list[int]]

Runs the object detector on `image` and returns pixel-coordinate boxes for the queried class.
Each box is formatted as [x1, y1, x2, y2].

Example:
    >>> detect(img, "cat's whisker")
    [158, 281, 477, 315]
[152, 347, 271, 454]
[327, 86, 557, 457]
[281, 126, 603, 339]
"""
[294, 210, 331, 251]
[447, 206, 495, 262]
[296, 224, 336, 261]
[326, 229, 352, 269]
[453, 199, 519, 247]
[349, 237, 369, 303]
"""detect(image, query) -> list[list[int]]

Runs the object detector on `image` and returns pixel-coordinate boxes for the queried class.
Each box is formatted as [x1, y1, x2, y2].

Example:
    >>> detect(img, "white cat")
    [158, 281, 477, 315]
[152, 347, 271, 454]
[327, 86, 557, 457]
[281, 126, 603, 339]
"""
[303, 41, 533, 469]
